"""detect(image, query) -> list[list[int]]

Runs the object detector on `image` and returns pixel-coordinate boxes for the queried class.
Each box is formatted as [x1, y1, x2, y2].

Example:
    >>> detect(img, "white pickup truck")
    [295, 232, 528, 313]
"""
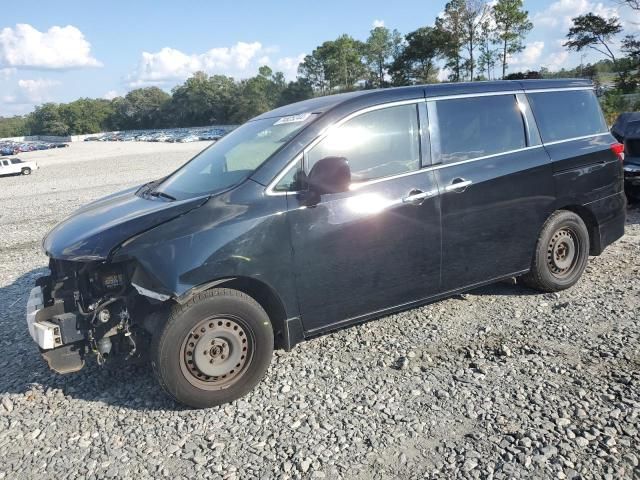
[0, 157, 38, 176]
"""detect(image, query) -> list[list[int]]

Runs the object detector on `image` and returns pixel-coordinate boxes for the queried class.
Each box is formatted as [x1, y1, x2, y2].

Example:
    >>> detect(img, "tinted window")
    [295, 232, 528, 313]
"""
[10, 159, 21, 164]
[527, 89, 607, 143]
[307, 104, 420, 183]
[435, 95, 526, 164]
[155, 114, 317, 199]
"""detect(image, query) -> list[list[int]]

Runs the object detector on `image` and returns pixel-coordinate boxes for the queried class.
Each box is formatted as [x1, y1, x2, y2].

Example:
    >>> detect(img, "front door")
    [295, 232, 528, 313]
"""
[428, 92, 555, 291]
[284, 102, 442, 333]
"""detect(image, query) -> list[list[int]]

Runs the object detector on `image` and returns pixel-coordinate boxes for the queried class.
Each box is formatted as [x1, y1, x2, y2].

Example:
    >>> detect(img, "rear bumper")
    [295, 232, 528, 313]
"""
[585, 191, 626, 255]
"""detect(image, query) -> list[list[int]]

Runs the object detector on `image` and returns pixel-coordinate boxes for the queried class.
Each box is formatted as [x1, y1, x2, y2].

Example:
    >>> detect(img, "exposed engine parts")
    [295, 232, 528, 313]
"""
[98, 309, 110, 324]
[31, 258, 157, 373]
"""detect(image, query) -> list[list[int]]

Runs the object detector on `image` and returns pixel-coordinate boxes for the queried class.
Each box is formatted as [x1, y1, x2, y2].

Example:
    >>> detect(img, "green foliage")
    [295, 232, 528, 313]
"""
[389, 27, 441, 85]
[277, 79, 314, 107]
[5, 5, 640, 138]
[168, 72, 239, 127]
[435, 0, 466, 81]
[0, 67, 315, 136]
[111, 87, 171, 130]
[492, 0, 533, 78]
[298, 35, 368, 93]
[0, 115, 29, 137]
[600, 90, 628, 125]
[364, 27, 402, 88]
[565, 14, 622, 63]
[29, 103, 70, 136]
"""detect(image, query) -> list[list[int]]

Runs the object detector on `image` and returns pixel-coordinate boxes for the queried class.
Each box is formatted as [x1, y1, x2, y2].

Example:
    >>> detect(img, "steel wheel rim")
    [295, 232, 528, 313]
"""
[179, 316, 253, 390]
[547, 227, 580, 279]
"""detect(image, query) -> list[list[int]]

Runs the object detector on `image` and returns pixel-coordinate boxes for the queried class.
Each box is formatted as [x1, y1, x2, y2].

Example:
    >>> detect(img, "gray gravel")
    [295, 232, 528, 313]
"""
[0, 143, 639, 479]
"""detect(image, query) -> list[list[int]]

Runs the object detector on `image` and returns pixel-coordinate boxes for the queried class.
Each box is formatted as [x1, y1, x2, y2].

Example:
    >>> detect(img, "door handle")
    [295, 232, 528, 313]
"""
[444, 178, 472, 193]
[402, 189, 436, 204]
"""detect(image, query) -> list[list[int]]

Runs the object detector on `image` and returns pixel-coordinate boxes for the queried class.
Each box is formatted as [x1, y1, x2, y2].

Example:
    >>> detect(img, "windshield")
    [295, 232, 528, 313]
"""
[154, 114, 316, 199]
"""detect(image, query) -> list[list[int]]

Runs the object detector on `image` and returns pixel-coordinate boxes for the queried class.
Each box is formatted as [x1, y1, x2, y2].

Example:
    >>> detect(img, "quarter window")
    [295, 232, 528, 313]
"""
[307, 104, 421, 183]
[273, 157, 304, 192]
[434, 95, 526, 164]
[527, 89, 607, 143]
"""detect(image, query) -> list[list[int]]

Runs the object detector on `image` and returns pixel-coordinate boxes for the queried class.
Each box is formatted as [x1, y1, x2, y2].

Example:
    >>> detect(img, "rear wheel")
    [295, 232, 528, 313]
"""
[151, 288, 274, 408]
[521, 210, 590, 292]
[21, 167, 31, 175]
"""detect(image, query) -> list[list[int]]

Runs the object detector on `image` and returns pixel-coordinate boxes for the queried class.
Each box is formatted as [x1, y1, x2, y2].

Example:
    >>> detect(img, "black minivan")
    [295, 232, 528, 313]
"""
[27, 79, 625, 408]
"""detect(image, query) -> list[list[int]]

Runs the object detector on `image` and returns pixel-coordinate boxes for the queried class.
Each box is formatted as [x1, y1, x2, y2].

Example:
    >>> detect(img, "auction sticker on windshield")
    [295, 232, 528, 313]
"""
[274, 113, 311, 125]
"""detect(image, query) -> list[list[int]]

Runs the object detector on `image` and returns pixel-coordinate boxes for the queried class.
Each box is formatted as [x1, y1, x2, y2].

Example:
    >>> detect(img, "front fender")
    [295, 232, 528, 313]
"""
[112, 180, 300, 320]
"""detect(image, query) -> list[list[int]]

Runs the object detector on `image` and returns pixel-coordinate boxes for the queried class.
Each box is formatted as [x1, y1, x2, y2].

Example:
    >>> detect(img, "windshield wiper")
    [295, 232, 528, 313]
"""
[148, 190, 177, 201]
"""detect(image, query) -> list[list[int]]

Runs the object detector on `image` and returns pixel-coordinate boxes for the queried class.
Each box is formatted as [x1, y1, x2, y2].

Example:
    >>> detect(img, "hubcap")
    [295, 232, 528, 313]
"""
[547, 227, 579, 278]
[180, 317, 252, 390]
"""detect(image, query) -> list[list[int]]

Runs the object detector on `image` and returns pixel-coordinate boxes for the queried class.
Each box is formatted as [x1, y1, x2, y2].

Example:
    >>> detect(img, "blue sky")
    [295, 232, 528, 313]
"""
[1, 0, 637, 116]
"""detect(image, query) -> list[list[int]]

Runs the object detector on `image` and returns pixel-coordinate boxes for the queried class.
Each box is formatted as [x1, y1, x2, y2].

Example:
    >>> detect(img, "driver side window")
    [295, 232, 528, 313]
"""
[307, 103, 421, 184]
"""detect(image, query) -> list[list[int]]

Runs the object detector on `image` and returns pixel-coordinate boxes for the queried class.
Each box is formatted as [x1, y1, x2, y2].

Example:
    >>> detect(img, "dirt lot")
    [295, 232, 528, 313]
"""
[0, 142, 638, 479]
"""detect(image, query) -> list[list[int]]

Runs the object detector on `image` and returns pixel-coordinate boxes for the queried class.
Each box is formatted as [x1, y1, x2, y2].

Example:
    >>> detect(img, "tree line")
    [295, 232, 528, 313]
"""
[4, 0, 640, 137]
[0, 66, 314, 137]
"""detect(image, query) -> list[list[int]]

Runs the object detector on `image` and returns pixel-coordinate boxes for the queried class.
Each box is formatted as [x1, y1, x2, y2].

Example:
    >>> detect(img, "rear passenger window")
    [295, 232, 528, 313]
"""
[434, 95, 526, 164]
[307, 104, 420, 183]
[527, 89, 607, 143]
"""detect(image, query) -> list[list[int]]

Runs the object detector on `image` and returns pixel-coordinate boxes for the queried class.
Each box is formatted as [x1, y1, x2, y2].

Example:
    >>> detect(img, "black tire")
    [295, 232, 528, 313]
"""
[151, 288, 274, 408]
[21, 167, 31, 175]
[521, 210, 590, 292]
[626, 185, 640, 204]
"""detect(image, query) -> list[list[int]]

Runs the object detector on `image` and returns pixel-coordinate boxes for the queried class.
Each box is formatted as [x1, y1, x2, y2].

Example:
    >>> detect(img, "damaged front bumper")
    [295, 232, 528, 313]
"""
[26, 259, 162, 375]
[26, 284, 85, 374]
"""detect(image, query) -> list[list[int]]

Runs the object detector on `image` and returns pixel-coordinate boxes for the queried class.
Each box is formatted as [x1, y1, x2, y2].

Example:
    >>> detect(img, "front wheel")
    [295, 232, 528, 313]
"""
[151, 288, 274, 408]
[521, 210, 590, 292]
[21, 167, 31, 175]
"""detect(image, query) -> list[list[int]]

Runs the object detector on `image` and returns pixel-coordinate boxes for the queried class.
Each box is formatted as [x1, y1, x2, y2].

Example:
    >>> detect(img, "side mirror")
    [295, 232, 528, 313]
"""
[306, 156, 351, 196]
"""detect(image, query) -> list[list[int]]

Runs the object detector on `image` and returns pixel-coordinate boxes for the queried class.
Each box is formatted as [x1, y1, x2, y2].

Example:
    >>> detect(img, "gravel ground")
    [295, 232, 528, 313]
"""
[0, 143, 638, 479]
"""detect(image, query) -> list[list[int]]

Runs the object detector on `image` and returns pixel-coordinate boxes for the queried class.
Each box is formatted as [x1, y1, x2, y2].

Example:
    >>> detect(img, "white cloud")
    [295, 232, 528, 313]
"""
[0, 24, 101, 69]
[372, 19, 385, 28]
[127, 42, 264, 87]
[534, 0, 617, 29]
[127, 42, 306, 87]
[0, 67, 15, 79]
[438, 67, 451, 82]
[509, 41, 545, 71]
[102, 90, 119, 100]
[3, 78, 60, 104]
[276, 54, 306, 80]
[525, 0, 640, 72]
[505, 40, 574, 73]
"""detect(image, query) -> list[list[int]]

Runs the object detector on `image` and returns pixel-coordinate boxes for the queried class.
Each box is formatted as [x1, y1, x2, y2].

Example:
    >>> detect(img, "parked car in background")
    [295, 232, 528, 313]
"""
[26, 79, 625, 408]
[611, 112, 640, 201]
[0, 157, 38, 176]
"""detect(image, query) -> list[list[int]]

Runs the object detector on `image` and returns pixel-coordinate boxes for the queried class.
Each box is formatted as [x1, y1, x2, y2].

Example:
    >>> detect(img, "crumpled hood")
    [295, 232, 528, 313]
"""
[43, 185, 208, 261]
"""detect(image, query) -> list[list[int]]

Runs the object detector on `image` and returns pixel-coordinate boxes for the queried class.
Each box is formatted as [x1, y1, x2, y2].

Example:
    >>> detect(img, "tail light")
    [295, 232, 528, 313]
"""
[610, 142, 625, 162]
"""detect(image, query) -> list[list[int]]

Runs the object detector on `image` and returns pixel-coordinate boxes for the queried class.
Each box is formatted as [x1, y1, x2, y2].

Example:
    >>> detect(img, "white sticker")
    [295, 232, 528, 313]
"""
[274, 113, 311, 125]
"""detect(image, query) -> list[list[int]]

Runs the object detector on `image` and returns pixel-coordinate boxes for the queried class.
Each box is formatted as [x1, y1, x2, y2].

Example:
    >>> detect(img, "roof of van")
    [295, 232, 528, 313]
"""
[254, 78, 593, 120]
